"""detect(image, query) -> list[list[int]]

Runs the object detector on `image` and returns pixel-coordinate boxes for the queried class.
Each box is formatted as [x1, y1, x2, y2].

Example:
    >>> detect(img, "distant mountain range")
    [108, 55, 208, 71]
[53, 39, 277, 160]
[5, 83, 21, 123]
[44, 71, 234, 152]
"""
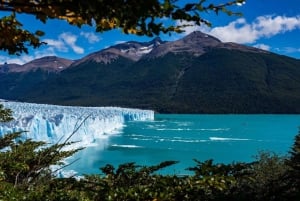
[1, 31, 300, 113]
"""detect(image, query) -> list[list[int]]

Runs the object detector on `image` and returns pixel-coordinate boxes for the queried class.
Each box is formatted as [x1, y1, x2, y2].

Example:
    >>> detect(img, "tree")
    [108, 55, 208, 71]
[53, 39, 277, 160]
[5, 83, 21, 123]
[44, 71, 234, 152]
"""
[289, 130, 300, 179]
[285, 130, 300, 200]
[0, 0, 245, 55]
[0, 105, 83, 200]
[0, 104, 13, 122]
[236, 152, 290, 201]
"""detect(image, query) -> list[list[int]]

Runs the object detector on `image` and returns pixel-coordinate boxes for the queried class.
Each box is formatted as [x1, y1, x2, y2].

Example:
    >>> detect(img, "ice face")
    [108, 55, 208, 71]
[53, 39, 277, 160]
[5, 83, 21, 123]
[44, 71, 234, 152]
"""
[0, 101, 154, 149]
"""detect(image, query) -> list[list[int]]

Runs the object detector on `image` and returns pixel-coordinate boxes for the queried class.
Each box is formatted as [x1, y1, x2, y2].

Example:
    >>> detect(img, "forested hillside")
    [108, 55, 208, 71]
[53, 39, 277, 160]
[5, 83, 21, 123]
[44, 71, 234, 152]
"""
[1, 32, 300, 113]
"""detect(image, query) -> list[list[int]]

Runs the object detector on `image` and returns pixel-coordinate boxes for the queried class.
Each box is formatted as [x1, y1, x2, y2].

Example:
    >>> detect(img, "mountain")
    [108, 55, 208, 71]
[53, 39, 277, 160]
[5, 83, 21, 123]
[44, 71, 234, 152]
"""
[22, 56, 74, 72]
[1, 31, 300, 113]
[0, 56, 74, 73]
[70, 37, 164, 66]
[0, 56, 74, 100]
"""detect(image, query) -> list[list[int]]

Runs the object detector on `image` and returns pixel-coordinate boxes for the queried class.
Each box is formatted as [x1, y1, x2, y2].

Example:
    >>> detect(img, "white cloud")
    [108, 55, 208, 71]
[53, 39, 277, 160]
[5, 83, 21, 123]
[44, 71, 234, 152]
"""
[43, 32, 84, 54]
[280, 47, 300, 53]
[59, 32, 84, 54]
[175, 20, 206, 36]
[252, 15, 300, 37]
[34, 47, 57, 58]
[177, 15, 300, 44]
[208, 18, 257, 43]
[253, 43, 271, 51]
[0, 55, 34, 65]
[80, 31, 101, 43]
[211, 15, 300, 43]
[43, 39, 68, 52]
[1, 32, 85, 65]
[1, 32, 84, 65]
[0, 47, 58, 65]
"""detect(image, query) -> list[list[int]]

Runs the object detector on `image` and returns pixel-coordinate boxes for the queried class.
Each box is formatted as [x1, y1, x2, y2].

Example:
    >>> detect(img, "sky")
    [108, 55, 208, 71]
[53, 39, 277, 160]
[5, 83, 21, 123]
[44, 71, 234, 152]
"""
[1, 0, 300, 65]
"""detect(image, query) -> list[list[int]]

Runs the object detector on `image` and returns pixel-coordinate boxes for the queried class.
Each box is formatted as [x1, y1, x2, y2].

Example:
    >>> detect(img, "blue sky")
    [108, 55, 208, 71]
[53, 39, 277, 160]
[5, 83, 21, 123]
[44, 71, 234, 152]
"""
[1, 0, 300, 64]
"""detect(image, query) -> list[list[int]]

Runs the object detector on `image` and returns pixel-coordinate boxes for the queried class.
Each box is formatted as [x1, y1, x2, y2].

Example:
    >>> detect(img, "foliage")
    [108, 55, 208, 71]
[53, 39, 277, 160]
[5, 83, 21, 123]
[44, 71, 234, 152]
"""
[0, 104, 13, 122]
[0, 13, 45, 55]
[0, 0, 245, 55]
[0, 135, 81, 186]
[285, 130, 300, 200]
[288, 129, 300, 178]
[82, 161, 182, 200]
[185, 159, 237, 197]
[0, 104, 83, 200]
[0, 104, 300, 200]
[229, 151, 291, 201]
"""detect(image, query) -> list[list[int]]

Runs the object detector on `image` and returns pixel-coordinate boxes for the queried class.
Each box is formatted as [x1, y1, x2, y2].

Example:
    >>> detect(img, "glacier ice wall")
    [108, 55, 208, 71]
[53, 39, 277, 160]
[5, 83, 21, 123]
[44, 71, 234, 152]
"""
[0, 101, 154, 148]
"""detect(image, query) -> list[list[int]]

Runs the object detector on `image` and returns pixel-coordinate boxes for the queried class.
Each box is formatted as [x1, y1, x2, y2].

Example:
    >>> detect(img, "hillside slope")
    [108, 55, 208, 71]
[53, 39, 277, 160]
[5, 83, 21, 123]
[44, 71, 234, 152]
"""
[1, 32, 300, 113]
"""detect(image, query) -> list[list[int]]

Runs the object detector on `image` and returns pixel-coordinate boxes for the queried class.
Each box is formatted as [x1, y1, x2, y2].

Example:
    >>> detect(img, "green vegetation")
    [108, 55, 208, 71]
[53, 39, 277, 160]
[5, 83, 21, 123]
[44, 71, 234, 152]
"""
[2, 48, 300, 113]
[0, 104, 300, 200]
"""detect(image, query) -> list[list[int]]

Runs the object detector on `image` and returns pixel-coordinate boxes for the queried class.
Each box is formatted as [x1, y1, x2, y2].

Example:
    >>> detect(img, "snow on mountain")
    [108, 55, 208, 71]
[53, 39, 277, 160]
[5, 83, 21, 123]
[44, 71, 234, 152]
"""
[0, 101, 154, 149]
[120, 43, 154, 57]
[0, 32, 269, 73]
[70, 37, 164, 66]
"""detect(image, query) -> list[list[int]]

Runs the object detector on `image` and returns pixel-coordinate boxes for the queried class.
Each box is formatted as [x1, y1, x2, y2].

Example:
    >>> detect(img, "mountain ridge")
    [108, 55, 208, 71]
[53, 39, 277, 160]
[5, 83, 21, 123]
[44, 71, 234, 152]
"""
[1, 31, 300, 113]
[0, 56, 74, 73]
[1, 31, 274, 71]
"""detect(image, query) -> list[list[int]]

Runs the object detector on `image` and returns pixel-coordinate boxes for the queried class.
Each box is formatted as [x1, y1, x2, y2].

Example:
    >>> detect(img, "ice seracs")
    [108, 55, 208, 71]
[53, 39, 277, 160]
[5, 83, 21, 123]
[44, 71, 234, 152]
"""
[0, 101, 154, 149]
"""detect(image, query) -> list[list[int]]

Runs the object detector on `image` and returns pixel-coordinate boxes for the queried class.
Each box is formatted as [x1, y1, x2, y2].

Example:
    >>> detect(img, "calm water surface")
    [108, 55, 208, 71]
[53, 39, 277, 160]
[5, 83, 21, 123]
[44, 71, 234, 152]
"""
[66, 114, 300, 175]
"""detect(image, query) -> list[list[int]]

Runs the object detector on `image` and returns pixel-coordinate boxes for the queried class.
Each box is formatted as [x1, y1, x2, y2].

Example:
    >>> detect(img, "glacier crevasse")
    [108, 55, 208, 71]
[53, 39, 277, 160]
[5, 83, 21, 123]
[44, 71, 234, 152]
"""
[0, 101, 154, 148]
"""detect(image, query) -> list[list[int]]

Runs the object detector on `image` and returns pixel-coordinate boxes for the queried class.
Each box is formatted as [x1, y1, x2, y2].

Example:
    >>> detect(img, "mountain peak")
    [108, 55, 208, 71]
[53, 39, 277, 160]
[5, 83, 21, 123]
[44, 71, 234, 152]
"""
[149, 37, 163, 46]
[21, 56, 74, 72]
[144, 31, 222, 59]
[71, 38, 166, 66]
[3, 31, 272, 72]
[182, 31, 221, 43]
[0, 56, 74, 73]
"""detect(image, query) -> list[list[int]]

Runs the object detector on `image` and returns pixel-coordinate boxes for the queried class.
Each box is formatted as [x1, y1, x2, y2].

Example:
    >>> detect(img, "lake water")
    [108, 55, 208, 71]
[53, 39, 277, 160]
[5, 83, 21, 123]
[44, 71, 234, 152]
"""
[65, 114, 300, 175]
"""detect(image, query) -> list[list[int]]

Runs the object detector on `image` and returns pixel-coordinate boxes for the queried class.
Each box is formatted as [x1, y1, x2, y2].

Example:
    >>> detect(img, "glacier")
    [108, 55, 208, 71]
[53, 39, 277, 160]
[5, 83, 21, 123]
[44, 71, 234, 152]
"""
[0, 101, 154, 149]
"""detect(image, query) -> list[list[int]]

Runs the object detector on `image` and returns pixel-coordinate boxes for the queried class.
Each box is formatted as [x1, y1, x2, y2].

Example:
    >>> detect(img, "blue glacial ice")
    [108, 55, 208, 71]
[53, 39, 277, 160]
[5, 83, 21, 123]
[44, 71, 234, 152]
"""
[0, 101, 154, 149]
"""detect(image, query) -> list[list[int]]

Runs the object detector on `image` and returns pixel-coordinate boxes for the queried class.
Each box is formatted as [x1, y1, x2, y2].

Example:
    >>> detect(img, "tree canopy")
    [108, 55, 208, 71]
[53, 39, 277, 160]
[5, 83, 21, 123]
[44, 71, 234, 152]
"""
[0, 104, 13, 122]
[0, 0, 245, 55]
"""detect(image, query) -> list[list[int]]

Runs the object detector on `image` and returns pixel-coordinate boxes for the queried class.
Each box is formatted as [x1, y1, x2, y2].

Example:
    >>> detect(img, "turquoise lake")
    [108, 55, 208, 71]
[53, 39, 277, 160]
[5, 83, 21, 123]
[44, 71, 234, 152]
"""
[66, 114, 300, 175]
